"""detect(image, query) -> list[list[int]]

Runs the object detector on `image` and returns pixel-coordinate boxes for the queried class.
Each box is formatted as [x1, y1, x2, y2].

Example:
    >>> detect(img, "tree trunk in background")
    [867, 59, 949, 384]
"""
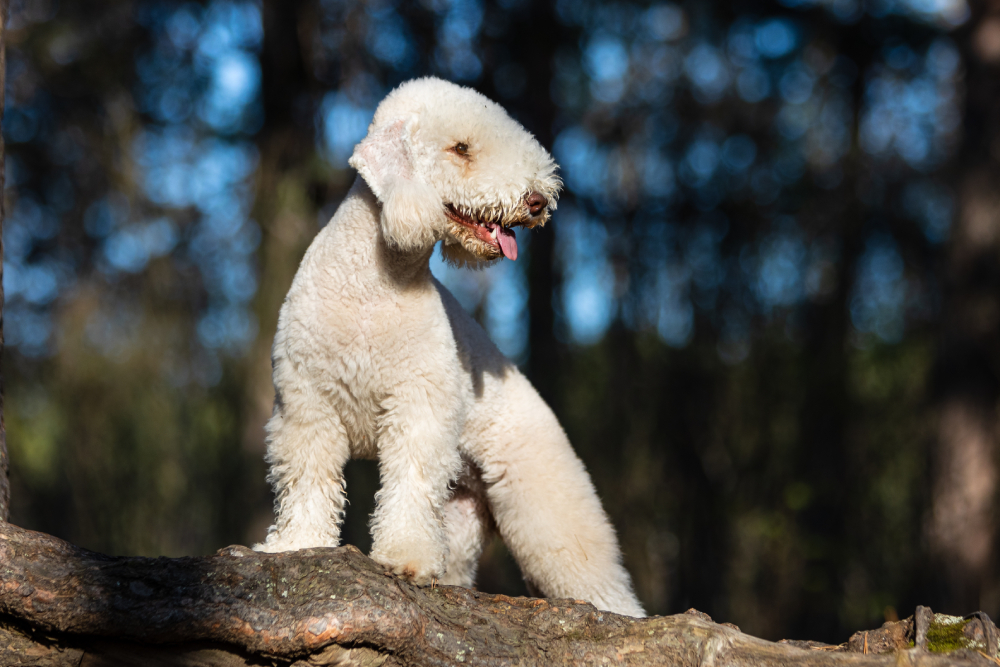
[0, 0, 9, 524]
[789, 202, 859, 639]
[243, 0, 321, 541]
[520, 0, 565, 407]
[927, 4, 1000, 613]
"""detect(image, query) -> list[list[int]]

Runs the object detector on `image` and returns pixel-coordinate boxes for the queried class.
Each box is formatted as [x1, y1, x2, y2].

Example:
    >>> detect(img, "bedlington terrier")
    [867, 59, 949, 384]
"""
[255, 77, 645, 617]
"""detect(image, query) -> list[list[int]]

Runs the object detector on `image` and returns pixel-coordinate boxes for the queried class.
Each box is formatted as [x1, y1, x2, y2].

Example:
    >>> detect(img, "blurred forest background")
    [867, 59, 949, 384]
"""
[4, 0, 1000, 644]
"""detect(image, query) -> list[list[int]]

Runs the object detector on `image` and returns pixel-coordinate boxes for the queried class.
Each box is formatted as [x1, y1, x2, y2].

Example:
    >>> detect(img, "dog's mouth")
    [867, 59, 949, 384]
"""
[444, 204, 522, 261]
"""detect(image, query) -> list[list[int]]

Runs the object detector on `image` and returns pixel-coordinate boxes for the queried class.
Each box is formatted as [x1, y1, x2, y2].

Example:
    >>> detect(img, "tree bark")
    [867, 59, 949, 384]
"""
[248, 0, 319, 445]
[242, 0, 324, 544]
[521, 0, 565, 407]
[0, 0, 10, 524]
[0, 522, 990, 667]
[927, 1, 1000, 612]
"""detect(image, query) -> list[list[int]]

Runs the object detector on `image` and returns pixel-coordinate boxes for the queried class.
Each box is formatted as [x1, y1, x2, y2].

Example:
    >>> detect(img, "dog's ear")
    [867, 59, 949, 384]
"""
[349, 117, 441, 252]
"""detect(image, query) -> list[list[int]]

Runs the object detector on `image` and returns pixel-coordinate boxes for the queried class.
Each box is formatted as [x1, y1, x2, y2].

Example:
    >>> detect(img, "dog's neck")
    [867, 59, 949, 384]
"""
[325, 178, 436, 287]
[376, 229, 436, 286]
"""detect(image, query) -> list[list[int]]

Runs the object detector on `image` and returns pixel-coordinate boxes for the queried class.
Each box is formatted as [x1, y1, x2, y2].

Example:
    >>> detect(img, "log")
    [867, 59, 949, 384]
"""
[0, 522, 994, 666]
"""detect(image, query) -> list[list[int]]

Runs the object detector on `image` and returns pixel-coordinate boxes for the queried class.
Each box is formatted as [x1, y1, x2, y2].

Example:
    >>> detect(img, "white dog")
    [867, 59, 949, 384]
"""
[255, 77, 645, 617]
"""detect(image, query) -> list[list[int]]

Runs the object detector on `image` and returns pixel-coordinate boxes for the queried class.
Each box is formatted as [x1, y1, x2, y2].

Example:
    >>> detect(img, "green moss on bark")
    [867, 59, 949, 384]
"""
[926, 617, 971, 653]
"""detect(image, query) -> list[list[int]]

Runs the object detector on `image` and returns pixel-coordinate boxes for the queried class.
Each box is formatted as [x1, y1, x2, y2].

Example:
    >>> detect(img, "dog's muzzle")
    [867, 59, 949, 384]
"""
[444, 191, 551, 261]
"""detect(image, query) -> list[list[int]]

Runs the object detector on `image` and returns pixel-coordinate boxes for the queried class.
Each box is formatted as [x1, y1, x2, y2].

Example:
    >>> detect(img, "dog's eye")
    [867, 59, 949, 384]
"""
[452, 142, 470, 157]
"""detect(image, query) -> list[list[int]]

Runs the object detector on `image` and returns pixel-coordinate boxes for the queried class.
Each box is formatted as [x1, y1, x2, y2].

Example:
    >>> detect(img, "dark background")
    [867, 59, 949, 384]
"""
[4, 0, 1000, 643]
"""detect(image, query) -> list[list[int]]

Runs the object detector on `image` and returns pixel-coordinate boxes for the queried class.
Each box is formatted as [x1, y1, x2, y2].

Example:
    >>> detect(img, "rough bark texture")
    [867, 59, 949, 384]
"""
[0, 522, 994, 667]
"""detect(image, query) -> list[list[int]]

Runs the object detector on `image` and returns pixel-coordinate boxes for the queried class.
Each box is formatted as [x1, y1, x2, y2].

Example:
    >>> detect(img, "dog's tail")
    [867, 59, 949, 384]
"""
[471, 370, 647, 618]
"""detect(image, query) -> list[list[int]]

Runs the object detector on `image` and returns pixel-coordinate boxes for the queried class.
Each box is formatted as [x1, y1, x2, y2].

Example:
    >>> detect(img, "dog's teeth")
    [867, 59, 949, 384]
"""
[491, 227, 498, 240]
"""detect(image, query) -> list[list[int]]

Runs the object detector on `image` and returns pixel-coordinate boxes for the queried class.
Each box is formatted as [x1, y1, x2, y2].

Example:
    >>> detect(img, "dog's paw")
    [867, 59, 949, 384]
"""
[370, 539, 446, 586]
[254, 528, 339, 553]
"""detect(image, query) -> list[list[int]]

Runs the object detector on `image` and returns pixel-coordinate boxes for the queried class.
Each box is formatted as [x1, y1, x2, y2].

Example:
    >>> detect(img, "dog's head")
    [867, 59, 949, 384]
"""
[349, 77, 561, 265]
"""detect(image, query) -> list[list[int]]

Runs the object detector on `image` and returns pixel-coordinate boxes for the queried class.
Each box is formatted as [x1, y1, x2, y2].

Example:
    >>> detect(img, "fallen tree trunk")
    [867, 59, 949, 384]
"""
[0, 522, 995, 666]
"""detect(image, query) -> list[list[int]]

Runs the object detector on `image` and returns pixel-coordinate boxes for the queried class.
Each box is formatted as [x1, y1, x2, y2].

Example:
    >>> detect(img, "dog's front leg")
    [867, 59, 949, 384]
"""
[255, 371, 351, 553]
[369, 381, 463, 585]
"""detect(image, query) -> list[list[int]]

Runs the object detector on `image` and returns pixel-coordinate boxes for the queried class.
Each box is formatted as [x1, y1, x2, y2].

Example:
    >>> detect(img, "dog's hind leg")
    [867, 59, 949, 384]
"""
[438, 460, 493, 587]
[474, 373, 646, 617]
[255, 375, 351, 553]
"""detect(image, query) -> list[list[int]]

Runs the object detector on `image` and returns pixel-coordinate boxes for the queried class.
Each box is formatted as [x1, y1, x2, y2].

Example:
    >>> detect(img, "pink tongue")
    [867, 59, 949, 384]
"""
[497, 226, 518, 260]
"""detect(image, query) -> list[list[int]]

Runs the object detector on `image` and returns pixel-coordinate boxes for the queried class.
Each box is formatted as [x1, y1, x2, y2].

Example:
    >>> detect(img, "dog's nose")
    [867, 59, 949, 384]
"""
[526, 192, 548, 216]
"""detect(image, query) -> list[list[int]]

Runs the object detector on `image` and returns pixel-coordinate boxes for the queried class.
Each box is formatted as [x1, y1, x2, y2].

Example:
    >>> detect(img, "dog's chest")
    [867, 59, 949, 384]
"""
[306, 280, 461, 453]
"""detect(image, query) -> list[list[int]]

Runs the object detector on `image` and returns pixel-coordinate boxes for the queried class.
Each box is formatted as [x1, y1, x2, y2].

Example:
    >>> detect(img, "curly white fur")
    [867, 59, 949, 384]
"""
[255, 77, 645, 617]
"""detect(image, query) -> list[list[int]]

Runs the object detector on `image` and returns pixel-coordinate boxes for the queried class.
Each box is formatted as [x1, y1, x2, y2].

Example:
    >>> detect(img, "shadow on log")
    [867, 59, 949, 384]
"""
[0, 521, 996, 666]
